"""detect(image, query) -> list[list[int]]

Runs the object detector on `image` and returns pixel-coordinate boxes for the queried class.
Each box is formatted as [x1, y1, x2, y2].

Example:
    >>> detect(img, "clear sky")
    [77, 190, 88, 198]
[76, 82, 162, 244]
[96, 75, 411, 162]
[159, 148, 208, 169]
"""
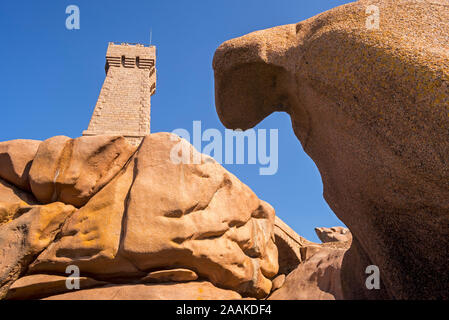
[0, 0, 352, 242]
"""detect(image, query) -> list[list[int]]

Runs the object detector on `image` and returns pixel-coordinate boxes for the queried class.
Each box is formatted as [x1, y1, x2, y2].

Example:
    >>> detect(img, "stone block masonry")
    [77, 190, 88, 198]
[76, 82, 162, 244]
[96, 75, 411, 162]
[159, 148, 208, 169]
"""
[83, 42, 156, 146]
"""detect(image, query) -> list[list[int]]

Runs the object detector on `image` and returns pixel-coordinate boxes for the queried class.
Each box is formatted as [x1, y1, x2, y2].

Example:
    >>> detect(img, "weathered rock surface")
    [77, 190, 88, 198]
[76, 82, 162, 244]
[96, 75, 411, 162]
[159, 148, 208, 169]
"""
[274, 216, 311, 275]
[141, 268, 198, 283]
[18, 133, 278, 299]
[271, 274, 285, 292]
[29, 135, 136, 207]
[0, 140, 41, 191]
[0, 178, 37, 205]
[43, 281, 242, 300]
[5, 274, 107, 300]
[120, 133, 278, 298]
[269, 248, 345, 300]
[0, 201, 32, 226]
[213, 0, 449, 299]
[315, 227, 352, 243]
[0, 202, 75, 298]
[28, 159, 140, 277]
[1, 132, 350, 300]
[300, 244, 323, 262]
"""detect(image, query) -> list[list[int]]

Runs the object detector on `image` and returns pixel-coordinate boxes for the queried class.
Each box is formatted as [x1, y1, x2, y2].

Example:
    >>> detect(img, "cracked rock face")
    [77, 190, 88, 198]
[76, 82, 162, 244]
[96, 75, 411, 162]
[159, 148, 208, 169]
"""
[0, 133, 278, 299]
[213, 0, 449, 299]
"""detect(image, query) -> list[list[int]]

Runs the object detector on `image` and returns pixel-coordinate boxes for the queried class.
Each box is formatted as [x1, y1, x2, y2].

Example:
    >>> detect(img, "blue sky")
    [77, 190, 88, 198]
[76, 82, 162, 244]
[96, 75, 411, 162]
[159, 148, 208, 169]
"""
[0, 0, 352, 242]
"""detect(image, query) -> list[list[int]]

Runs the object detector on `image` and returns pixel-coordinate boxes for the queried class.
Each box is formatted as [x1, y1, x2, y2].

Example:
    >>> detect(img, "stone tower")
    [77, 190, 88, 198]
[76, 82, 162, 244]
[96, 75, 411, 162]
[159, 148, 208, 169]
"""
[83, 42, 156, 146]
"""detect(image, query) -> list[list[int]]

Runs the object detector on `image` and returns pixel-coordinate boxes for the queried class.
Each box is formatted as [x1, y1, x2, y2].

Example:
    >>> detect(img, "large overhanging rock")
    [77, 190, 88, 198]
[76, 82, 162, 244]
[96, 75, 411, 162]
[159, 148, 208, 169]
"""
[213, 0, 449, 299]
[26, 133, 278, 299]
